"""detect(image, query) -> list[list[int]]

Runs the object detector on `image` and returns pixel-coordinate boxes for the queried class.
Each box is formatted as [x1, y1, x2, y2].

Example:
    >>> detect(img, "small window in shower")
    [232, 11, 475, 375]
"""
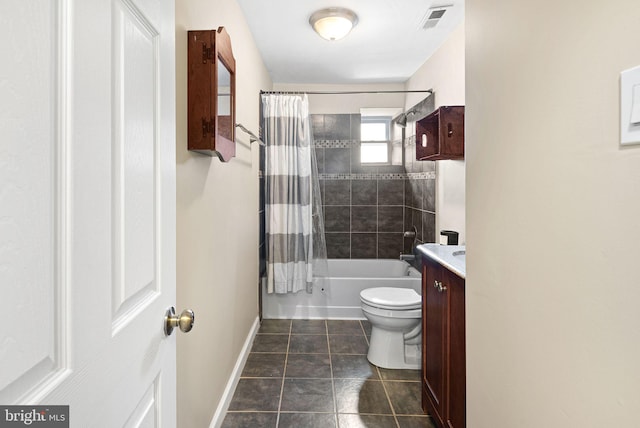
[360, 116, 391, 164]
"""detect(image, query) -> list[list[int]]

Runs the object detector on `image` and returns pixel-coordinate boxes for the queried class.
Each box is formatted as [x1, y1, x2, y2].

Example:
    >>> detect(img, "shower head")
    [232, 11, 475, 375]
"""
[393, 91, 435, 128]
[394, 112, 408, 128]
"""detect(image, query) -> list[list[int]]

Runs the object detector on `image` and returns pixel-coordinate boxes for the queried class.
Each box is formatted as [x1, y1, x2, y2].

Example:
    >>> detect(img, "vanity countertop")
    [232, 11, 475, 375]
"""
[416, 243, 466, 278]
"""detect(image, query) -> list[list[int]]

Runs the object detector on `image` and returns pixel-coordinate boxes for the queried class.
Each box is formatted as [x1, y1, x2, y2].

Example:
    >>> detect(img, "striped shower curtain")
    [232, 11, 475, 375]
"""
[262, 94, 321, 294]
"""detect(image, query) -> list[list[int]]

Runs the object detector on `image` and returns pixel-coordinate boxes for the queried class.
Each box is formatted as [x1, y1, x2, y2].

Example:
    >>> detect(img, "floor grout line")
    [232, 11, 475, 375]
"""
[274, 320, 292, 427]
[379, 375, 401, 428]
[223, 319, 430, 428]
[365, 319, 402, 428]
[325, 320, 341, 428]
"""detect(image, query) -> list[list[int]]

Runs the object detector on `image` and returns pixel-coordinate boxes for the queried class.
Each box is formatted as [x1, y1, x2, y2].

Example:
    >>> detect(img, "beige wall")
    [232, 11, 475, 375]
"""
[405, 23, 466, 243]
[175, 1, 272, 426]
[466, 1, 640, 426]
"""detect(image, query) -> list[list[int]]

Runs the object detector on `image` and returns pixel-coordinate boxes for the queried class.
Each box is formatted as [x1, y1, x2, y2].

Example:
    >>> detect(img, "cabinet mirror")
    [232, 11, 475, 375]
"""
[217, 59, 233, 143]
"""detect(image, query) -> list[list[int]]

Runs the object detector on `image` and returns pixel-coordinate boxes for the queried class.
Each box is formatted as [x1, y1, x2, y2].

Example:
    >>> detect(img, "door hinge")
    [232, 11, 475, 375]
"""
[202, 44, 213, 63]
[202, 117, 214, 137]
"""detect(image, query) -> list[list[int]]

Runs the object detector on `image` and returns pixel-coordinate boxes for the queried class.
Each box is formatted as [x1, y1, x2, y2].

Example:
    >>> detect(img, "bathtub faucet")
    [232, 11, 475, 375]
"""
[402, 227, 418, 262]
[403, 229, 417, 239]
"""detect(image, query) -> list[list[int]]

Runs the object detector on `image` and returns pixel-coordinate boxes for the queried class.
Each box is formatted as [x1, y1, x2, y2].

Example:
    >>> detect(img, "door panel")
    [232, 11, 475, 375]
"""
[0, 0, 67, 404]
[112, 0, 161, 329]
[123, 379, 159, 428]
[0, 0, 176, 426]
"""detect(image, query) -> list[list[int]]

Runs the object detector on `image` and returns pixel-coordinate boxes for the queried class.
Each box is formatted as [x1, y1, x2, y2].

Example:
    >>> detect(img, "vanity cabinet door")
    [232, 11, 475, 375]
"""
[422, 256, 466, 428]
[446, 269, 466, 428]
[422, 258, 447, 426]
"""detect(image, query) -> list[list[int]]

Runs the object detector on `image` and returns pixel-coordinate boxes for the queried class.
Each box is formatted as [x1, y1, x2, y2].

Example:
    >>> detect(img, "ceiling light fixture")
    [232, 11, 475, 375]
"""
[309, 7, 358, 41]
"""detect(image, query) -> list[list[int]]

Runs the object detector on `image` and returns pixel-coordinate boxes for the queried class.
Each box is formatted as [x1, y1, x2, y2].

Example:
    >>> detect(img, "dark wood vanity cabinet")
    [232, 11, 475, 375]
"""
[422, 256, 466, 428]
[416, 106, 464, 161]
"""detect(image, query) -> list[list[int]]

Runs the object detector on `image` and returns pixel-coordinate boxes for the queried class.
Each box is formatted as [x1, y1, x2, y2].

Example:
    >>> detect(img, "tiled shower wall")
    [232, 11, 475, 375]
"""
[403, 136, 436, 250]
[313, 114, 436, 259]
[258, 113, 437, 268]
[313, 113, 404, 259]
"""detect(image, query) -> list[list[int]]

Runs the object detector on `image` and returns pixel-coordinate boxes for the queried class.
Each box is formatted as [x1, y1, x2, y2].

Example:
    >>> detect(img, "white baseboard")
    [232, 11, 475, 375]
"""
[208, 316, 261, 428]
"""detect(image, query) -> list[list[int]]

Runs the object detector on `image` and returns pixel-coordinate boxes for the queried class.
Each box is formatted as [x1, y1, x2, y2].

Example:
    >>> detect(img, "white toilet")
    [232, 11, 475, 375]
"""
[360, 287, 422, 370]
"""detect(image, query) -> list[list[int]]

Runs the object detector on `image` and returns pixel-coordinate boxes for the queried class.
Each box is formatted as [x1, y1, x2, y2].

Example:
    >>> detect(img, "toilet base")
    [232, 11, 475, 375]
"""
[366, 326, 421, 370]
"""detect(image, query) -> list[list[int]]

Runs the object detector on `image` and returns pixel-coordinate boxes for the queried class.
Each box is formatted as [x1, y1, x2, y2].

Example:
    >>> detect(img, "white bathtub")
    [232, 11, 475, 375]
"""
[262, 259, 422, 319]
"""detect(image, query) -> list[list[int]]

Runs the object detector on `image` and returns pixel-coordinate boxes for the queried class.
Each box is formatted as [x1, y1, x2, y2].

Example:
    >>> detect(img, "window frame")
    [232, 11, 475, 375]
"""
[360, 116, 392, 165]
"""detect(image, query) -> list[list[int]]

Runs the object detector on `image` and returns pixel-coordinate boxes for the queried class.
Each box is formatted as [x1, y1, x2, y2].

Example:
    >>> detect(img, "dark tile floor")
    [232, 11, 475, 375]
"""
[222, 319, 436, 428]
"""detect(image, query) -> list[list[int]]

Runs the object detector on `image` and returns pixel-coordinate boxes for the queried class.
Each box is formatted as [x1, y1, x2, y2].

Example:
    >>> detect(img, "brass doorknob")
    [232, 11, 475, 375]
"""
[164, 307, 195, 336]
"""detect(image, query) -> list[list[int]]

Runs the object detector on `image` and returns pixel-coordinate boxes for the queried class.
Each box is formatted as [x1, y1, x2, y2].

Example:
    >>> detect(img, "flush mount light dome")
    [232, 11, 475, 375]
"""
[309, 7, 358, 41]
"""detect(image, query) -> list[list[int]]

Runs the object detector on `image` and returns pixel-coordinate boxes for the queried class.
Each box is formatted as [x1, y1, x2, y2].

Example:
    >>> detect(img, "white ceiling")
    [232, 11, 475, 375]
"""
[236, 0, 464, 85]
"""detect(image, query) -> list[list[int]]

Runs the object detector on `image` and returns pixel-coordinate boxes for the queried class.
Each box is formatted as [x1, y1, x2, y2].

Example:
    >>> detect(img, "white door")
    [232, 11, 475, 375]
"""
[0, 0, 180, 426]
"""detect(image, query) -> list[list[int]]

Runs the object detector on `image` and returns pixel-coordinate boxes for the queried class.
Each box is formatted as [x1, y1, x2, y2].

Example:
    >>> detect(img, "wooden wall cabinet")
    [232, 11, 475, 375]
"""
[422, 256, 466, 428]
[416, 106, 464, 161]
[188, 27, 236, 161]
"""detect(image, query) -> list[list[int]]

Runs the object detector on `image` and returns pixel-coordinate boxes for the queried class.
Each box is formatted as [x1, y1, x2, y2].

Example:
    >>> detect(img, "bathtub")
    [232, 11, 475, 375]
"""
[262, 259, 421, 319]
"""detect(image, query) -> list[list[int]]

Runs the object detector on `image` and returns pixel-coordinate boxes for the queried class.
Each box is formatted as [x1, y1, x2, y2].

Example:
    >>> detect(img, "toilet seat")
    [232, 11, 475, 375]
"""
[360, 287, 421, 310]
[361, 302, 421, 319]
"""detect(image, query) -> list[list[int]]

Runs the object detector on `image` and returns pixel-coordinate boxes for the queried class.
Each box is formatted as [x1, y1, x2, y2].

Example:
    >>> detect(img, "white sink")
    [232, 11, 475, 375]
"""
[416, 244, 466, 278]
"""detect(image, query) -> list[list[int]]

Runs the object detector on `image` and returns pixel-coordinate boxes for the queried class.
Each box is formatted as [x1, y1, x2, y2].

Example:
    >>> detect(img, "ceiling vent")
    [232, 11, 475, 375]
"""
[420, 5, 452, 30]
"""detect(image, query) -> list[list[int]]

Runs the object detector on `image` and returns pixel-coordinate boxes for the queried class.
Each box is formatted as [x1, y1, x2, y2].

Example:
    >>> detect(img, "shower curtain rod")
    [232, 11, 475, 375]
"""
[260, 89, 433, 95]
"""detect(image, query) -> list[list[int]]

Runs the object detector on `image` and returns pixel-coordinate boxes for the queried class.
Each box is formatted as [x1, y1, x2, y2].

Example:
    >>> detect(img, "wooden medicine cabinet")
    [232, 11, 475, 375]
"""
[416, 106, 464, 161]
[188, 27, 236, 161]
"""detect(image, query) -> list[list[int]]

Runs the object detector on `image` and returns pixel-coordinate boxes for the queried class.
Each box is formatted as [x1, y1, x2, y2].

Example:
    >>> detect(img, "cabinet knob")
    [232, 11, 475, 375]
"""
[434, 280, 447, 293]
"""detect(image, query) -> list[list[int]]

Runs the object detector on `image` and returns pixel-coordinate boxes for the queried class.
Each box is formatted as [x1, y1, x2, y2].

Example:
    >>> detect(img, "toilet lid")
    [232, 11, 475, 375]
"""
[360, 287, 421, 310]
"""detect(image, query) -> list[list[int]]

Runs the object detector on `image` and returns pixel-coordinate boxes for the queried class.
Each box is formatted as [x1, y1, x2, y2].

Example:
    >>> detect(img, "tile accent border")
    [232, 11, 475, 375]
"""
[314, 140, 358, 148]
[407, 171, 436, 180]
[319, 172, 435, 180]
[403, 134, 418, 147]
[315, 139, 404, 149]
